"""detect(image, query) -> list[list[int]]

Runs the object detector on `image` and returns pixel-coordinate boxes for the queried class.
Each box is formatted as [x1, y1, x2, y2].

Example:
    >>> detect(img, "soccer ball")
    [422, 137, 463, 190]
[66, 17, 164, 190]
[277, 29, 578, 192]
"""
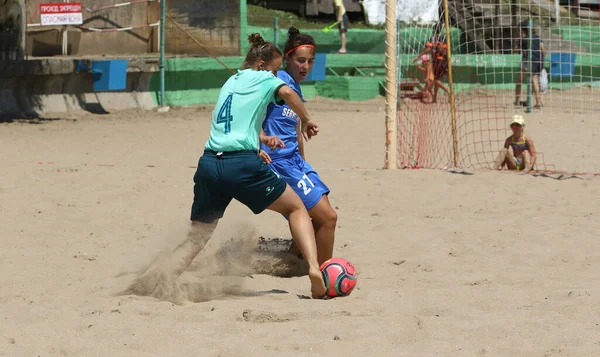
[320, 258, 357, 298]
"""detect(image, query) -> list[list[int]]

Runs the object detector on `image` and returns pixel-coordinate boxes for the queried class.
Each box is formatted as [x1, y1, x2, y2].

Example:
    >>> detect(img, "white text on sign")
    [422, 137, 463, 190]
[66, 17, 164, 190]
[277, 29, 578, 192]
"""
[41, 13, 83, 26]
[40, 3, 82, 14]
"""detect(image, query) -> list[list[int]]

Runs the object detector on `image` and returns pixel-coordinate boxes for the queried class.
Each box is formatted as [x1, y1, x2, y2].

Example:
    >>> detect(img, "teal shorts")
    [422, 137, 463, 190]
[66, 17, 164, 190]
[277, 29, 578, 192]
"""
[190, 150, 287, 223]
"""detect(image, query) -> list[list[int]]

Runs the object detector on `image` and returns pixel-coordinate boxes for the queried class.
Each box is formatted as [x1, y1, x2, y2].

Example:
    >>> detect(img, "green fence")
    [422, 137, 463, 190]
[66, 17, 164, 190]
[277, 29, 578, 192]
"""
[552, 26, 600, 54]
[150, 52, 600, 106]
[240, 25, 462, 55]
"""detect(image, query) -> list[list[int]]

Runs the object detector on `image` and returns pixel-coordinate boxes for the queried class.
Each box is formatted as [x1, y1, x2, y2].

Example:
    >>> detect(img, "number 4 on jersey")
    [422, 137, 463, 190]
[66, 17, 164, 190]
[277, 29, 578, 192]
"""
[217, 94, 233, 134]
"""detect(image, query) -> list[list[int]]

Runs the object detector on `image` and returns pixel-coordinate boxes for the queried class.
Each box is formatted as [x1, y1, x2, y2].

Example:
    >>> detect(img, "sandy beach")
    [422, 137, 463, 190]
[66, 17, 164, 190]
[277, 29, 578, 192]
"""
[1, 99, 599, 357]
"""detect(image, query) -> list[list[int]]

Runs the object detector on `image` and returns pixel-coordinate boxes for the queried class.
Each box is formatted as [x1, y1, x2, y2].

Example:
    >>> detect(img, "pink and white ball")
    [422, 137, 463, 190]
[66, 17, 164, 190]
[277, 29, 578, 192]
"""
[320, 258, 357, 298]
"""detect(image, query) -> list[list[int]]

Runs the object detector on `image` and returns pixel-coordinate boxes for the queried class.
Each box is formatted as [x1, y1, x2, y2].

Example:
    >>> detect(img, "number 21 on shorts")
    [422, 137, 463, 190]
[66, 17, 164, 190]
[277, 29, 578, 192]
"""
[217, 94, 233, 134]
[297, 173, 315, 195]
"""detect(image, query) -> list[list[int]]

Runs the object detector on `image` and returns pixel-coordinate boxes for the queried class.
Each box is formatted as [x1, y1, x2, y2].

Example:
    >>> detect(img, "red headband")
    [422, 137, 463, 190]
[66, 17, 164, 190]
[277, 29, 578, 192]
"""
[286, 44, 315, 56]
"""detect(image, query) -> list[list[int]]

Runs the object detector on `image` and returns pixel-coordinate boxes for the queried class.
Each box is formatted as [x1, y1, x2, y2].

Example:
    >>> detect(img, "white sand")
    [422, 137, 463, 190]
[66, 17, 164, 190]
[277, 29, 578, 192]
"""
[1, 101, 599, 357]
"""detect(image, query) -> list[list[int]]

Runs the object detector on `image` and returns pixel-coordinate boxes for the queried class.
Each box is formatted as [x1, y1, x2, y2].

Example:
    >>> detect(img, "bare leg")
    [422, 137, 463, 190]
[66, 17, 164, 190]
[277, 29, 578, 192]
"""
[505, 151, 518, 170]
[288, 240, 302, 258]
[515, 71, 524, 105]
[308, 195, 337, 265]
[532, 74, 542, 107]
[523, 150, 533, 171]
[432, 83, 440, 103]
[493, 148, 508, 170]
[126, 221, 217, 296]
[424, 80, 434, 102]
[268, 186, 327, 298]
[288, 195, 337, 265]
[339, 30, 347, 53]
[435, 79, 449, 94]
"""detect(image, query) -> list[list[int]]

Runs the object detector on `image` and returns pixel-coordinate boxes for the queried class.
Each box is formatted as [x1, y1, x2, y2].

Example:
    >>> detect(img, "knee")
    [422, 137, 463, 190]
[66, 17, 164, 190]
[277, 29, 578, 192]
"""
[499, 148, 508, 154]
[287, 201, 308, 218]
[280, 195, 308, 218]
[324, 208, 338, 228]
[312, 205, 338, 229]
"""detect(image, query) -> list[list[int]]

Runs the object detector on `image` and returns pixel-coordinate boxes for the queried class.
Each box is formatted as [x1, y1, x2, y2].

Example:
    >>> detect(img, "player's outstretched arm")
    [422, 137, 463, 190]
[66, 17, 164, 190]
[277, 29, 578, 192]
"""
[277, 85, 319, 141]
[296, 121, 306, 160]
[541, 42, 547, 68]
[260, 128, 285, 150]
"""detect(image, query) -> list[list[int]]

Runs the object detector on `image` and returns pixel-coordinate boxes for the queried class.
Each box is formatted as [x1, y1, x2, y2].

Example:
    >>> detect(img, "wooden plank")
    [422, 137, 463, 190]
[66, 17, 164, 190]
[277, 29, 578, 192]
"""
[577, 7, 600, 18]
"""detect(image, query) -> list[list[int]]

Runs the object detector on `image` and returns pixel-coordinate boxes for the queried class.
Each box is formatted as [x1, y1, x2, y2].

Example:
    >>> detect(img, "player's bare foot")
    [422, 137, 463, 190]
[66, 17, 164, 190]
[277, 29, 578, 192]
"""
[309, 268, 327, 299]
[125, 265, 167, 296]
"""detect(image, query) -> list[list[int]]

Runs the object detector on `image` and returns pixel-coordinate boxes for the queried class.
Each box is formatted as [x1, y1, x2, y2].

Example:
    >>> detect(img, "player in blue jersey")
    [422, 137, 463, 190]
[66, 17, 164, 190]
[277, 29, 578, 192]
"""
[260, 28, 337, 265]
[129, 34, 327, 299]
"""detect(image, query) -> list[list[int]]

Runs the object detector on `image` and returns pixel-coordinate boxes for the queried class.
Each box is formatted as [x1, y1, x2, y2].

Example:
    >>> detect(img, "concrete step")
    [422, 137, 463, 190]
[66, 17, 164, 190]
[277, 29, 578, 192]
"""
[472, 3, 496, 17]
[463, 0, 498, 5]
[540, 28, 589, 53]
[478, 15, 512, 27]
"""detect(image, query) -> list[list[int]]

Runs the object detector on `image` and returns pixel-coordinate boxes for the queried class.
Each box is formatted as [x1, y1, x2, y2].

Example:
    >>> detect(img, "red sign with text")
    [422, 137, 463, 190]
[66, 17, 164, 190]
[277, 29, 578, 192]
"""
[40, 2, 83, 26]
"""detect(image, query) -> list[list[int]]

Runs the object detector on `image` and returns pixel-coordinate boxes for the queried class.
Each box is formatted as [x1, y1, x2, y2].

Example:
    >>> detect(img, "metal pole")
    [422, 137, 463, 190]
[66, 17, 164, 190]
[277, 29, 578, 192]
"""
[526, 17, 532, 113]
[159, 0, 166, 108]
[384, 0, 397, 169]
[274, 17, 279, 48]
[20, 1, 27, 59]
[554, 0, 560, 23]
[443, 0, 459, 168]
[62, 0, 68, 56]
[62, 27, 68, 55]
[396, 10, 401, 105]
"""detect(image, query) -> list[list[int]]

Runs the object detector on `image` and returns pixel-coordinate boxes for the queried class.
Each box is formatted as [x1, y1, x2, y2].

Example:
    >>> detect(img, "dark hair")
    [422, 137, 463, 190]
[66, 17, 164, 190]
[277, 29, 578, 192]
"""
[520, 27, 538, 36]
[283, 27, 316, 56]
[243, 33, 282, 69]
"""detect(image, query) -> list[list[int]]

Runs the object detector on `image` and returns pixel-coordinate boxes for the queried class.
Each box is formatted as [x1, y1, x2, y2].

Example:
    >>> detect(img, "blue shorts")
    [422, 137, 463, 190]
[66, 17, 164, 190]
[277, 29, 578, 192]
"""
[269, 153, 330, 210]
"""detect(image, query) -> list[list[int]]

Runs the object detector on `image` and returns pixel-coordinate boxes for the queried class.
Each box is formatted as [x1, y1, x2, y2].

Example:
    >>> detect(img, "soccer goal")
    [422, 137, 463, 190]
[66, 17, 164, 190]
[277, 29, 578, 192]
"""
[385, 0, 600, 174]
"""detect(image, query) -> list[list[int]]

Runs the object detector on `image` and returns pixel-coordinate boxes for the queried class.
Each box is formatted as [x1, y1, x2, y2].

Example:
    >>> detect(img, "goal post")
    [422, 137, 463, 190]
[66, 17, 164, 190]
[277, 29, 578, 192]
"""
[387, 0, 600, 174]
[442, 0, 459, 168]
[384, 0, 398, 170]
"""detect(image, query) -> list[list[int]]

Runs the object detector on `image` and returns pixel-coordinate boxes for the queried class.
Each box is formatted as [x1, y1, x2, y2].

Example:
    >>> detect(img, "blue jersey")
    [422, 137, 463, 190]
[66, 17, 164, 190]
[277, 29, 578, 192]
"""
[206, 69, 285, 152]
[262, 71, 302, 159]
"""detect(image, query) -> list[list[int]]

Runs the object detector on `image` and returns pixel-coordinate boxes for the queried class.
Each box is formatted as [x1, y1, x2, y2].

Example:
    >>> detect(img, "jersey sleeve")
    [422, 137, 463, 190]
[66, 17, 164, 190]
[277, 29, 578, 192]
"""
[261, 73, 286, 105]
[277, 70, 304, 101]
[277, 70, 294, 86]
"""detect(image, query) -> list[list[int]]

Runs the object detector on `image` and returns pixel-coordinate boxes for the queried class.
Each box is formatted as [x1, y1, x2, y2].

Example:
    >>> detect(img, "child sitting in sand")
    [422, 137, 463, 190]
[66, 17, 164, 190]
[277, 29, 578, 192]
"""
[493, 115, 537, 172]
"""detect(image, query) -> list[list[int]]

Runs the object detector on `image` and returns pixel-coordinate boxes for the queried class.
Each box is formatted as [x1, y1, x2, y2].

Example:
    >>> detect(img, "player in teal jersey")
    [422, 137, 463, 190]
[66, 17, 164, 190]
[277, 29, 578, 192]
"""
[130, 34, 327, 299]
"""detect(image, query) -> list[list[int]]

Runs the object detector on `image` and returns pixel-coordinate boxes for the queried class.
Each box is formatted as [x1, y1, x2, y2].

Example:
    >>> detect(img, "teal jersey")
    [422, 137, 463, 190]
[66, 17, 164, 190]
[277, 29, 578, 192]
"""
[205, 69, 286, 152]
